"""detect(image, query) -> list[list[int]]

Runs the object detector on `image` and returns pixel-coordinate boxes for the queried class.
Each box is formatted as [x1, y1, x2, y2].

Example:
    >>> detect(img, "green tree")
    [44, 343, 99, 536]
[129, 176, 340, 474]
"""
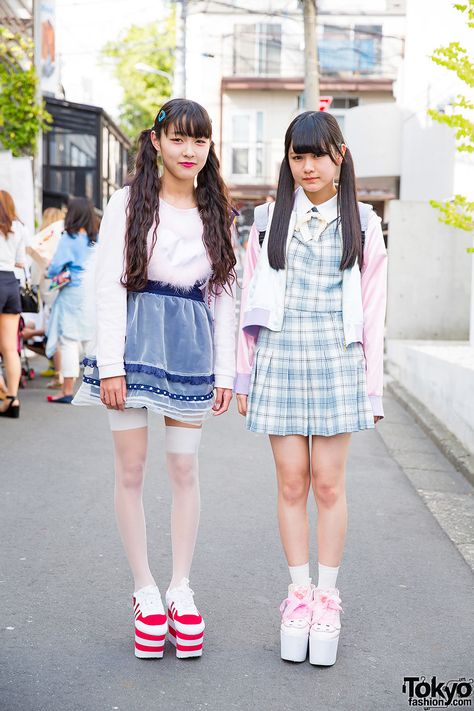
[0, 27, 52, 157]
[428, 1, 474, 246]
[102, 13, 175, 142]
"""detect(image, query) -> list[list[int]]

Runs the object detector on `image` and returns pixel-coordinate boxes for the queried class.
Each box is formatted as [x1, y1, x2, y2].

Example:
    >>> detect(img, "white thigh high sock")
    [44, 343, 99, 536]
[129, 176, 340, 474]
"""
[112, 424, 156, 592]
[165, 425, 202, 591]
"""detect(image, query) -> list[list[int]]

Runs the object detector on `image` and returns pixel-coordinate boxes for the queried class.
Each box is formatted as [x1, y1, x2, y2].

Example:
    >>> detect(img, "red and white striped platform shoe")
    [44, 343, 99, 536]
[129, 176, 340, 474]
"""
[166, 578, 205, 659]
[133, 584, 168, 659]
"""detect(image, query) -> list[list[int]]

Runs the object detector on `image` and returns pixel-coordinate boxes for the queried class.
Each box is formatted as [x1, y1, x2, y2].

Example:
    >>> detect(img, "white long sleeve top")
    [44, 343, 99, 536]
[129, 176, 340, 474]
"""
[0, 220, 27, 271]
[95, 187, 236, 389]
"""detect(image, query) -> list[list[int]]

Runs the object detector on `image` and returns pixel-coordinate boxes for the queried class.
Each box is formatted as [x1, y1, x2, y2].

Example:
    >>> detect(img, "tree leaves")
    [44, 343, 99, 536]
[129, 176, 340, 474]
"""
[101, 13, 175, 143]
[0, 28, 52, 157]
[429, 2, 474, 240]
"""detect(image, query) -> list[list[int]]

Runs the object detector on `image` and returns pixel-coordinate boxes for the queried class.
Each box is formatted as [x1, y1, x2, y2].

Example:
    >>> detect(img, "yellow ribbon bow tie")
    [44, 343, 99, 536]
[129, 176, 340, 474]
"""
[295, 209, 327, 243]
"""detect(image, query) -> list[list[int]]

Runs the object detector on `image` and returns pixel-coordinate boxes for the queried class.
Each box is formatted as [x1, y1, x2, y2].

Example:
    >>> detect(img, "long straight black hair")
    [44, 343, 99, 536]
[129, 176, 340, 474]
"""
[124, 98, 236, 293]
[268, 111, 362, 271]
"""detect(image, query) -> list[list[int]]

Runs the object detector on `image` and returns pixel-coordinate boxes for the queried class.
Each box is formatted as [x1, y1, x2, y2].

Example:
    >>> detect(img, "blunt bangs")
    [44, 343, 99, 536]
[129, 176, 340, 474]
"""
[156, 99, 212, 140]
[289, 112, 341, 161]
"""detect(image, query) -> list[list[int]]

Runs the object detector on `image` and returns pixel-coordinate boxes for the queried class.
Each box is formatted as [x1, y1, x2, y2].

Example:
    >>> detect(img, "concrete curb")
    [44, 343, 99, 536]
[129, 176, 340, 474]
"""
[387, 379, 474, 489]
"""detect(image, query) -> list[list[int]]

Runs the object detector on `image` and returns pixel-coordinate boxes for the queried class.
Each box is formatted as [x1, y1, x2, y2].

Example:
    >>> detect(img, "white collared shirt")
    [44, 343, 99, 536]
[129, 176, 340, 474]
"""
[295, 187, 338, 224]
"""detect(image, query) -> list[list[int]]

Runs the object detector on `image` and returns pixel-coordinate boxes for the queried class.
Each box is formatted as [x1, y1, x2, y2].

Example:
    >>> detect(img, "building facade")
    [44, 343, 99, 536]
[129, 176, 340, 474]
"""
[184, 0, 406, 234]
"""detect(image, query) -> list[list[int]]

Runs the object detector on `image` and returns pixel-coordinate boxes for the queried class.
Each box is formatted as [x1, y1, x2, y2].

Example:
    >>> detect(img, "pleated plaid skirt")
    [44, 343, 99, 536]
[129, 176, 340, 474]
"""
[246, 310, 374, 436]
[246, 216, 374, 437]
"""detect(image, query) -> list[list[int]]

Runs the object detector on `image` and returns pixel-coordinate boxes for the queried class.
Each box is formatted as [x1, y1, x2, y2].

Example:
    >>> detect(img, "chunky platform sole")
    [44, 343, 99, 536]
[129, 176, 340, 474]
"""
[280, 625, 309, 662]
[134, 624, 167, 659]
[309, 628, 340, 666]
[168, 615, 204, 659]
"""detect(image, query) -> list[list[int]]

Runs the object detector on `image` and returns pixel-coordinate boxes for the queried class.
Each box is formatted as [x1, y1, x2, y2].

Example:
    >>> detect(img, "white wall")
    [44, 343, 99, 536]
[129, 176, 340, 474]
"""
[0, 152, 35, 235]
[386, 340, 474, 456]
[345, 102, 402, 177]
[397, 0, 474, 201]
[386, 200, 472, 340]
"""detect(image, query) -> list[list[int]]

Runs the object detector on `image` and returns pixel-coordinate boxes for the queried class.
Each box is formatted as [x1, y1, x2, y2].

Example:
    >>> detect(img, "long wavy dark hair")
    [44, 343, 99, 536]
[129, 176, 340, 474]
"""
[124, 98, 236, 293]
[268, 111, 362, 271]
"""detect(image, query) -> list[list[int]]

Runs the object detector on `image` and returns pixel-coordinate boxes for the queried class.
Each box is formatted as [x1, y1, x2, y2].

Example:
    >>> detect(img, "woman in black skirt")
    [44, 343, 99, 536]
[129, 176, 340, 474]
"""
[0, 190, 28, 419]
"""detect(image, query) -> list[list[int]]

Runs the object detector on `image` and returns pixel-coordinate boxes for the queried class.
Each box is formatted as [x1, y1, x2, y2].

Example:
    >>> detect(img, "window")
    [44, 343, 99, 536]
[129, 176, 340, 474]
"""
[319, 24, 382, 75]
[230, 111, 264, 178]
[233, 23, 281, 76]
[354, 25, 382, 73]
[331, 97, 359, 109]
[49, 129, 96, 167]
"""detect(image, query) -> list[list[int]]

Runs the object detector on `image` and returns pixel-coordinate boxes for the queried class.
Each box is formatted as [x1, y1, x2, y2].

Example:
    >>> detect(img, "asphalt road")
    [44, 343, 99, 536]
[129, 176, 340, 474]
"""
[1, 368, 473, 711]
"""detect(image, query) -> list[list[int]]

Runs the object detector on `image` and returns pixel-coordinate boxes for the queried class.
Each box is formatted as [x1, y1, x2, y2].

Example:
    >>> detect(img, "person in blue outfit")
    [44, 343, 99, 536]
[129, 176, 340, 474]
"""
[45, 197, 97, 403]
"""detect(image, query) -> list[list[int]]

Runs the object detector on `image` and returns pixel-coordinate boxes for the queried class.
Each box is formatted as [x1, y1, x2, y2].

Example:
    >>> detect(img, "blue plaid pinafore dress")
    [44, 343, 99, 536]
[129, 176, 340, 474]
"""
[246, 210, 374, 437]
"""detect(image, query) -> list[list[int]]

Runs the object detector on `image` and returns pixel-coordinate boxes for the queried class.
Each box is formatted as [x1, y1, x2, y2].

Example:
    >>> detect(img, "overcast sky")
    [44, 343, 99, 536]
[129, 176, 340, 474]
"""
[56, 0, 167, 120]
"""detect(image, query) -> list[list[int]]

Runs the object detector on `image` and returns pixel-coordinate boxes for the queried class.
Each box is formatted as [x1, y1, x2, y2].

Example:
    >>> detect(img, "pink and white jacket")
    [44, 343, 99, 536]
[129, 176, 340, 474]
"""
[235, 188, 388, 417]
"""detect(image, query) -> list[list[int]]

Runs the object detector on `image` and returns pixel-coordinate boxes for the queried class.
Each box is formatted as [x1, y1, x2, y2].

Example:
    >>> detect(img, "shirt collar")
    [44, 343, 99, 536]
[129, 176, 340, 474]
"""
[294, 185, 338, 224]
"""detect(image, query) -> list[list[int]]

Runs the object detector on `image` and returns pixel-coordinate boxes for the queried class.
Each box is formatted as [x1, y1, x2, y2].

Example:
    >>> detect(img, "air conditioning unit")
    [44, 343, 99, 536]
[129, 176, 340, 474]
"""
[386, 0, 406, 12]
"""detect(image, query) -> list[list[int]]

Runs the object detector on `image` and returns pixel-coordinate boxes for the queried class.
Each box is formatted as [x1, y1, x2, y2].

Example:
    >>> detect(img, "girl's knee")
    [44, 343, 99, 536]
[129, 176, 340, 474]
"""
[312, 472, 344, 507]
[167, 453, 198, 489]
[278, 468, 309, 505]
[116, 457, 146, 489]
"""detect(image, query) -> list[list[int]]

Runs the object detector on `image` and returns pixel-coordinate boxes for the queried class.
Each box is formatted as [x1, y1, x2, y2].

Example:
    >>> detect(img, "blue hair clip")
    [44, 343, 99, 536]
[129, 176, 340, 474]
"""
[157, 109, 166, 123]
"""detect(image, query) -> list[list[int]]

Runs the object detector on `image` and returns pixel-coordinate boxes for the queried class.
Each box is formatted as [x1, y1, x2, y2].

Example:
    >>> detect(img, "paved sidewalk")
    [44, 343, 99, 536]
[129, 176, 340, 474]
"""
[0, 373, 473, 711]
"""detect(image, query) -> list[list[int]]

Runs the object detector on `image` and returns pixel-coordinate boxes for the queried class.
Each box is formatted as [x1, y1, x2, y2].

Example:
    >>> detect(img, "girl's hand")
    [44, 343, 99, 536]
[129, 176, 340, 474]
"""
[212, 387, 233, 416]
[236, 393, 248, 416]
[374, 416, 383, 424]
[100, 376, 127, 411]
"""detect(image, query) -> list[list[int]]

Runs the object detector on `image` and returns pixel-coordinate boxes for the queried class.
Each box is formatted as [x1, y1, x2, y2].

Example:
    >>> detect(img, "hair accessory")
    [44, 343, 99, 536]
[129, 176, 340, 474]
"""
[157, 109, 166, 123]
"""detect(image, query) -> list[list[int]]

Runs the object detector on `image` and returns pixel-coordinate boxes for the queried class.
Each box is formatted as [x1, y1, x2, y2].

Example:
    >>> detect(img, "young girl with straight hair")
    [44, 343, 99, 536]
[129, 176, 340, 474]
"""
[74, 98, 236, 660]
[235, 111, 387, 666]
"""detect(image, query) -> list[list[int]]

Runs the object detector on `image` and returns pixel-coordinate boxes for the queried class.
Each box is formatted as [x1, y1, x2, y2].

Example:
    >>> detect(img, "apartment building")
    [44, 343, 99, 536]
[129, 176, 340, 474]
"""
[185, 0, 406, 224]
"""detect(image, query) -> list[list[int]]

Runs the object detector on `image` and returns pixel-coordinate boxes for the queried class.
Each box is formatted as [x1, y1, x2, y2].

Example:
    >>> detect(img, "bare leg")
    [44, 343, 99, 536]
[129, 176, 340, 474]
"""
[49, 337, 77, 399]
[0, 313, 21, 410]
[311, 434, 351, 567]
[269, 434, 311, 566]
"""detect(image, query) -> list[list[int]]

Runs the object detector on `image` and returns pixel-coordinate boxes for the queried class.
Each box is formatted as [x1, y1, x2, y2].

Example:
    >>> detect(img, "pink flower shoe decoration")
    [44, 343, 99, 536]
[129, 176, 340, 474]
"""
[279, 583, 314, 662]
[309, 587, 343, 666]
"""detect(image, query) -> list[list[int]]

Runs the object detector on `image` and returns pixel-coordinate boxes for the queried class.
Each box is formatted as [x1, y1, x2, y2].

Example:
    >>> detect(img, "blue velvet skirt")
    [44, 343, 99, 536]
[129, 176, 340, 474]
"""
[73, 281, 215, 424]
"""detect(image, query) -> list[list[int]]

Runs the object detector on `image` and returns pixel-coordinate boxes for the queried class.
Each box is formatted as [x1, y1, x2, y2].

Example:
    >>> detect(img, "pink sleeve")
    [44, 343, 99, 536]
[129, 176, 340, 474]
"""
[361, 212, 388, 417]
[234, 224, 260, 394]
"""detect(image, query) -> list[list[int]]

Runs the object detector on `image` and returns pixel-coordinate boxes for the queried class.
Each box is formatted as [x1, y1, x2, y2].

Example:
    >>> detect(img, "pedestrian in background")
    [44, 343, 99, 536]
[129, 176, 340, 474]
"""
[73, 99, 236, 660]
[28, 206, 66, 387]
[0, 190, 28, 419]
[236, 111, 387, 666]
[45, 197, 97, 403]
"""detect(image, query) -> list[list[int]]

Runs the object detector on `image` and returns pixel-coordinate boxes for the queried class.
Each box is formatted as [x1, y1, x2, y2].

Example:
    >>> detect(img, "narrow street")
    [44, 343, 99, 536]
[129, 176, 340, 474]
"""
[1, 367, 472, 711]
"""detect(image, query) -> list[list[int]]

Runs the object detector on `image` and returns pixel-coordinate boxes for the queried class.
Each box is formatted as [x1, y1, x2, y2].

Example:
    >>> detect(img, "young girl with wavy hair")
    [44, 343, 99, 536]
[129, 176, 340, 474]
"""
[74, 99, 236, 660]
[235, 111, 387, 666]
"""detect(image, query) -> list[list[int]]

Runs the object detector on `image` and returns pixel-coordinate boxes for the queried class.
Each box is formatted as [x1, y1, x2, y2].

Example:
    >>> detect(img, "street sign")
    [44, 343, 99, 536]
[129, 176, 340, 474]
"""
[319, 96, 333, 111]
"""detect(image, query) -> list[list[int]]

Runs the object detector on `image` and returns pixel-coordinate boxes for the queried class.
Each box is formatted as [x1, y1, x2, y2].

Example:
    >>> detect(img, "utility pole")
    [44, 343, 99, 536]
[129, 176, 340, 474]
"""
[174, 0, 188, 98]
[33, 0, 43, 223]
[302, 0, 320, 110]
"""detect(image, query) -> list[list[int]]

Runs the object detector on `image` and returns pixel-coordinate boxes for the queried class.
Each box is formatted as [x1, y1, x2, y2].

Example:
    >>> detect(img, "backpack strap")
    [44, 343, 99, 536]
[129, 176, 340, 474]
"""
[254, 200, 373, 250]
[358, 202, 372, 252]
[254, 203, 272, 247]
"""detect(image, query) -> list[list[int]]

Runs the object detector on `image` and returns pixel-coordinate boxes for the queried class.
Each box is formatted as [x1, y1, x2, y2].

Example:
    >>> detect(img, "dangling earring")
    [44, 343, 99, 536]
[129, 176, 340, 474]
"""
[156, 150, 163, 177]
